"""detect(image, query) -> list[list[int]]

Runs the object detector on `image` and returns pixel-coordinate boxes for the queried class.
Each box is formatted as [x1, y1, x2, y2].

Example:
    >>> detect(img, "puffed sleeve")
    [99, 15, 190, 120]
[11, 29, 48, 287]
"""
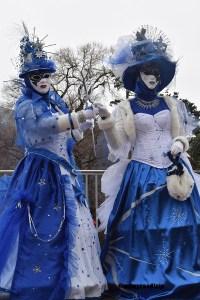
[15, 99, 79, 148]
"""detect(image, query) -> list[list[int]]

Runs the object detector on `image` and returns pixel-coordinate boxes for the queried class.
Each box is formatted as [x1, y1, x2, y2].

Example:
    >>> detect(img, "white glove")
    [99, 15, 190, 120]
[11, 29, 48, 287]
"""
[82, 107, 98, 120]
[170, 141, 184, 156]
[80, 119, 94, 131]
[94, 103, 110, 119]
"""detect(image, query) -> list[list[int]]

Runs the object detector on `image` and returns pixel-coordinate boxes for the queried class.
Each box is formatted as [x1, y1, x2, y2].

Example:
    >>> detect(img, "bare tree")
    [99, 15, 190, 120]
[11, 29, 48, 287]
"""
[0, 42, 124, 170]
[52, 42, 116, 110]
[1, 42, 122, 110]
[0, 106, 22, 169]
[1, 78, 22, 108]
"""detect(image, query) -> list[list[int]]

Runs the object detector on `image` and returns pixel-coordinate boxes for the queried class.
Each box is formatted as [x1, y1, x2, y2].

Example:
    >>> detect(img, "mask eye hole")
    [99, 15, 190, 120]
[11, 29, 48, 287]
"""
[43, 73, 50, 79]
[29, 73, 51, 82]
[141, 68, 160, 81]
[143, 70, 160, 78]
[29, 74, 42, 81]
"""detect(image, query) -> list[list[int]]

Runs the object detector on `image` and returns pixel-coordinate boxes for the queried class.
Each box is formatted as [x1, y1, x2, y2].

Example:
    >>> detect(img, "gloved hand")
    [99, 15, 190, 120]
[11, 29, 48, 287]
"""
[80, 119, 94, 131]
[170, 141, 184, 156]
[94, 102, 111, 119]
[82, 107, 99, 120]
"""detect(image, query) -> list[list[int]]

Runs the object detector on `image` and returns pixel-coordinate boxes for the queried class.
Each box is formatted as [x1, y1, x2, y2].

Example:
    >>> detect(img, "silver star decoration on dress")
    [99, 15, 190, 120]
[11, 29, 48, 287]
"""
[33, 265, 42, 273]
[154, 240, 174, 266]
[170, 207, 186, 226]
[38, 178, 47, 186]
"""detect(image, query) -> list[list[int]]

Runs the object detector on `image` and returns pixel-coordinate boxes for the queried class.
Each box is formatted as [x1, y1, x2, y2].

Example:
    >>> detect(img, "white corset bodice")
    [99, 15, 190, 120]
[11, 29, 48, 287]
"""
[37, 131, 70, 160]
[37, 131, 74, 176]
[34, 113, 72, 175]
[132, 110, 172, 168]
[34, 111, 70, 162]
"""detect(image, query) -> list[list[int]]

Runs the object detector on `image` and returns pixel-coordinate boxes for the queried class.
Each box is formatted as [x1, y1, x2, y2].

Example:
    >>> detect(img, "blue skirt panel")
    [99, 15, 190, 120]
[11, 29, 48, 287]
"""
[102, 161, 200, 299]
[0, 152, 79, 300]
[0, 175, 12, 214]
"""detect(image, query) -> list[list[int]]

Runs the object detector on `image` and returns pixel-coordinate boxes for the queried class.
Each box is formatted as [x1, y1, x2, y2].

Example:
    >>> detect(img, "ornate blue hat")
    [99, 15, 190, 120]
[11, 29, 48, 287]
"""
[107, 26, 176, 92]
[19, 23, 56, 78]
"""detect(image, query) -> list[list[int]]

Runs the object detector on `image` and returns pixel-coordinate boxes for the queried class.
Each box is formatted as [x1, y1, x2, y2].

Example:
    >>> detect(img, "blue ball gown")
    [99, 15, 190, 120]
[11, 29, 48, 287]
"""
[0, 89, 106, 300]
[99, 103, 200, 300]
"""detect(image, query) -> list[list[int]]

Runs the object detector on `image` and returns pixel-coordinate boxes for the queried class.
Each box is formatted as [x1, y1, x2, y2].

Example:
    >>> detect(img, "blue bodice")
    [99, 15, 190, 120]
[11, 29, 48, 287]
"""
[130, 96, 169, 115]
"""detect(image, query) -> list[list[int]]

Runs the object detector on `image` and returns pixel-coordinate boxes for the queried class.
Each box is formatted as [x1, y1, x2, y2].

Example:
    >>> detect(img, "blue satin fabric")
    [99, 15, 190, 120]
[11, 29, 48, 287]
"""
[0, 175, 12, 215]
[0, 149, 87, 300]
[101, 161, 200, 299]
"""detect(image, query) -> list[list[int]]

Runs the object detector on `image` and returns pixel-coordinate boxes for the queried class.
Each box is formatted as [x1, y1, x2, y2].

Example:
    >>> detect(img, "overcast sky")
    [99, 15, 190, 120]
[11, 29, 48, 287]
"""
[0, 0, 199, 106]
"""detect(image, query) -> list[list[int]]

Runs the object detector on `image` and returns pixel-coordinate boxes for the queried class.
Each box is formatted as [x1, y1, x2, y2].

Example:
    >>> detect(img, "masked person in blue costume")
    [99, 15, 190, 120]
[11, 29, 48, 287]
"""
[96, 26, 200, 299]
[0, 26, 107, 300]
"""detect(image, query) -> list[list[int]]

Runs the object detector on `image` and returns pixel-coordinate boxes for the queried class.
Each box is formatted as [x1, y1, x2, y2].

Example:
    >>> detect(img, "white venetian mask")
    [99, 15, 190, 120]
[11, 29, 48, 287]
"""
[29, 72, 52, 94]
[140, 72, 159, 90]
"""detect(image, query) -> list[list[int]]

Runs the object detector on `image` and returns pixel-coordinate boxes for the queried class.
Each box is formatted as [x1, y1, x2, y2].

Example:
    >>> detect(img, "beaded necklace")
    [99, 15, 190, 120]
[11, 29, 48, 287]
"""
[135, 97, 160, 110]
